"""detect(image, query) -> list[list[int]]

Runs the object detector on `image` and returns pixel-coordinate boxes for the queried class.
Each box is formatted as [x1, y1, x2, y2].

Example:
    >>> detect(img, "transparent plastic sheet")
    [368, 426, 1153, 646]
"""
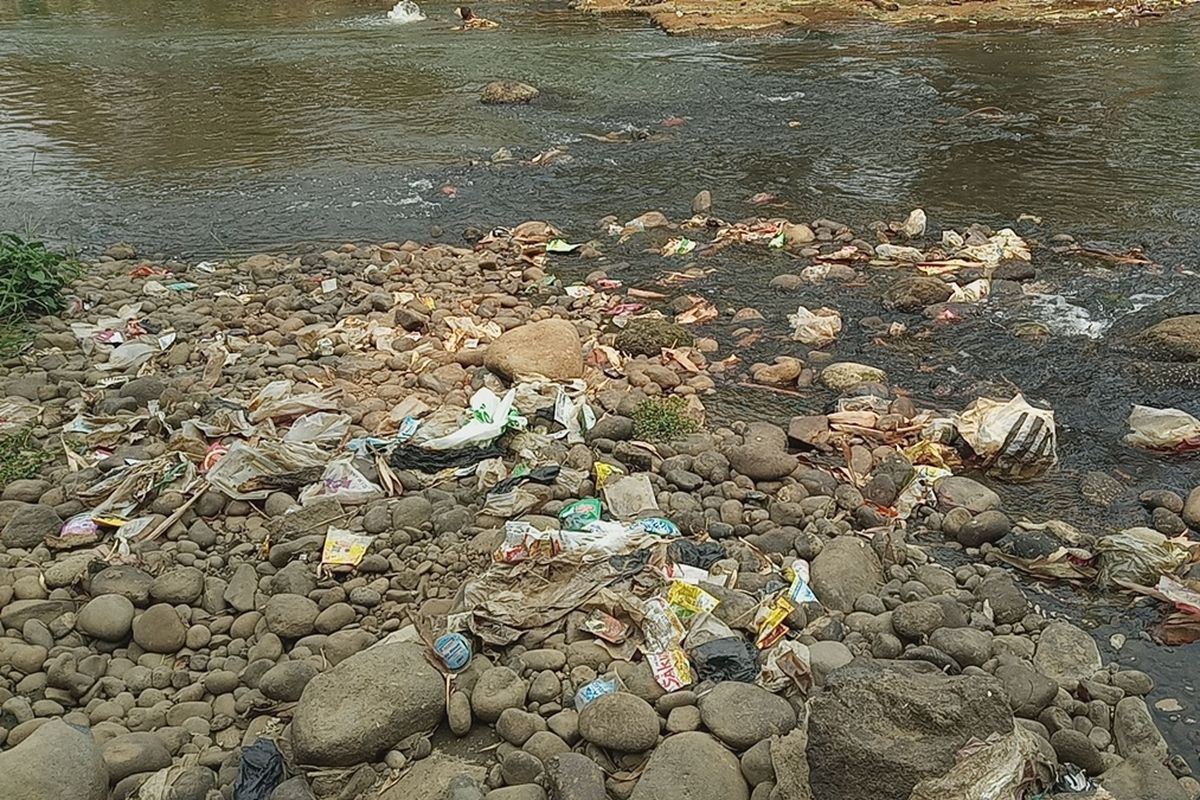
[283, 412, 352, 446]
[204, 440, 327, 501]
[1125, 405, 1200, 451]
[1095, 527, 1189, 587]
[247, 380, 340, 424]
[908, 726, 1053, 800]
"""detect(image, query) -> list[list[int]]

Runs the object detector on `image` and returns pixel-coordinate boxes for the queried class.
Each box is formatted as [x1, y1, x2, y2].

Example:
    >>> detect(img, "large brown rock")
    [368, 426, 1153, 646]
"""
[1139, 315, 1200, 361]
[807, 660, 1013, 800]
[484, 319, 583, 381]
[291, 642, 444, 766]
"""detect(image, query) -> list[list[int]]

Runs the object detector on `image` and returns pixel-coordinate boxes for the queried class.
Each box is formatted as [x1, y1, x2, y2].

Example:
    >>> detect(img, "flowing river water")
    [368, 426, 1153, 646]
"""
[2, 0, 1200, 769]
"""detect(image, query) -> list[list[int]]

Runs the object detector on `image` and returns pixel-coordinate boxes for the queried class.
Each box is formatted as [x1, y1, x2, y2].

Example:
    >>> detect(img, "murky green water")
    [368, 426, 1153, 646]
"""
[3, 0, 1200, 767]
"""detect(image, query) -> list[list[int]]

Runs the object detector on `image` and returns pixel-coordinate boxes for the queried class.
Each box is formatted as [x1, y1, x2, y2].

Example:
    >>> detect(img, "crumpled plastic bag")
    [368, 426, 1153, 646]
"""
[690, 635, 759, 683]
[204, 440, 327, 500]
[247, 380, 340, 424]
[788, 305, 842, 347]
[283, 411, 352, 446]
[956, 394, 1056, 479]
[908, 726, 1052, 800]
[955, 228, 1032, 267]
[420, 387, 525, 450]
[948, 278, 991, 304]
[1095, 527, 1189, 588]
[1125, 405, 1200, 451]
[230, 738, 284, 800]
[0, 397, 43, 433]
[299, 458, 384, 505]
[98, 340, 162, 372]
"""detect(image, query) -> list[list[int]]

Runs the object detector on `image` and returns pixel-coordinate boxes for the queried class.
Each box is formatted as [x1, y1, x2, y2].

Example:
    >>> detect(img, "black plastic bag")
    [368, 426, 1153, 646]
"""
[389, 443, 505, 472]
[690, 635, 759, 683]
[668, 540, 726, 570]
[233, 738, 284, 800]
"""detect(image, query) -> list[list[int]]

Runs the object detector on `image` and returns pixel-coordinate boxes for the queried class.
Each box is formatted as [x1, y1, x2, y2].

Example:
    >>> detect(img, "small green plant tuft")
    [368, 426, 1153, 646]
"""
[632, 396, 701, 442]
[0, 233, 81, 320]
[0, 428, 52, 489]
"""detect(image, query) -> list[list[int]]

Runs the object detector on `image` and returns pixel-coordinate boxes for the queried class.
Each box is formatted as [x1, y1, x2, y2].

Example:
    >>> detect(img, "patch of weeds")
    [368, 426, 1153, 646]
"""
[0, 232, 81, 320]
[632, 396, 701, 442]
[0, 428, 52, 488]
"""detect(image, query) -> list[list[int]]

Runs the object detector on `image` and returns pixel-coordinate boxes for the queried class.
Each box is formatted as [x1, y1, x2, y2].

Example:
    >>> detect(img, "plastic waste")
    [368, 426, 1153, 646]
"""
[948, 278, 991, 304]
[633, 517, 681, 538]
[1125, 405, 1200, 451]
[758, 640, 812, 693]
[420, 387, 525, 450]
[434, 632, 473, 671]
[602, 473, 659, 518]
[667, 539, 726, 570]
[1095, 527, 1189, 588]
[283, 412, 352, 445]
[204, 441, 327, 501]
[559, 498, 602, 531]
[231, 738, 284, 800]
[490, 464, 561, 495]
[247, 380, 340, 424]
[956, 394, 1057, 479]
[0, 397, 43, 433]
[908, 727, 1052, 800]
[690, 635, 759, 683]
[574, 674, 623, 709]
[645, 647, 693, 692]
[787, 305, 843, 347]
[660, 237, 697, 256]
[582, 609, 629, 643]
[389, 443, 505, 472]
[667, 581, 720, 621]
[494, 521, 564, 564]
[97, 340, 162, 372]
[298, 459, 384, 505]
[320, 528, 374, 570]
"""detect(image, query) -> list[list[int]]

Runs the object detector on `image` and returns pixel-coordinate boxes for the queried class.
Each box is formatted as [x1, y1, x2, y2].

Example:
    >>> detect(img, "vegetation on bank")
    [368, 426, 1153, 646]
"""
[0, 233, 80, 356]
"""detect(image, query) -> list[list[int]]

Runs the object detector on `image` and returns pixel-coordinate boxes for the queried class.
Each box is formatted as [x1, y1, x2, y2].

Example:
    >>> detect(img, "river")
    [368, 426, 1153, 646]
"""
[2, 0, 1199, 770]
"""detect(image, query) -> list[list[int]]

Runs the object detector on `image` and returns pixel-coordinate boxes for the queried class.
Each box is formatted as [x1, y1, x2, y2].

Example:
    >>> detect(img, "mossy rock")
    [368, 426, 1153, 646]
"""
[615, 319, 694, 356]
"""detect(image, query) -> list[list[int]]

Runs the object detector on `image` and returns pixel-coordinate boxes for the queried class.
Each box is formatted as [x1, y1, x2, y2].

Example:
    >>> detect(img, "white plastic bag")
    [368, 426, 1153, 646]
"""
[284, 412, 352, 446]
[957, 394, 1056, 479]
[787, 305, 842, 347]
[420, 387, 524, 450]
[1125, 405, 1200, 451]
[247, 380, 340, 423]
[204, 440, 327, 500]
[98, 341, 161, 372]
[300, 458, 384, 505]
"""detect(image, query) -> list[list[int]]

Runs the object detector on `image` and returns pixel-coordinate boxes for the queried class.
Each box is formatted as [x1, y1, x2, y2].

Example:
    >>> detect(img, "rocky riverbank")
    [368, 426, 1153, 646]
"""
[0, 212, 1197, 800]
[574, 0, 1200, 34]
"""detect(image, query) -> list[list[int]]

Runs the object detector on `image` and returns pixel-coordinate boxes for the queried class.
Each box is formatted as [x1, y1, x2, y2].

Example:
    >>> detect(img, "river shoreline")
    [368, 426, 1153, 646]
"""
[0, 210, 1197, 798]
[576, 0, 1200, 34]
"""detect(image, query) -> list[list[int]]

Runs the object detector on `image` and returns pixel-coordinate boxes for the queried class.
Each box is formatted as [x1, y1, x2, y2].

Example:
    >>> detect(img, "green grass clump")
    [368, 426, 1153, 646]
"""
[0, 428, 52, 488]
[0, 233, 81, 320]
[632, 396, 701, 442]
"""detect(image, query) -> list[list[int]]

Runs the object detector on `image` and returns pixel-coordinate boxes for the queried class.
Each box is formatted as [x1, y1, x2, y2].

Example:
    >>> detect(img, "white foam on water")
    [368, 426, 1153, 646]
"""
[761, 91, 807, 102]
[386, 0, 426, 24]
[1028, 293, 1109, 339]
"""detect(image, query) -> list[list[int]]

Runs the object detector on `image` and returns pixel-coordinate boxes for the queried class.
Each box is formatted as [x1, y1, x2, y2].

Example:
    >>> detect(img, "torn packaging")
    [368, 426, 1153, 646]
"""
[453, 552, 626, 646]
